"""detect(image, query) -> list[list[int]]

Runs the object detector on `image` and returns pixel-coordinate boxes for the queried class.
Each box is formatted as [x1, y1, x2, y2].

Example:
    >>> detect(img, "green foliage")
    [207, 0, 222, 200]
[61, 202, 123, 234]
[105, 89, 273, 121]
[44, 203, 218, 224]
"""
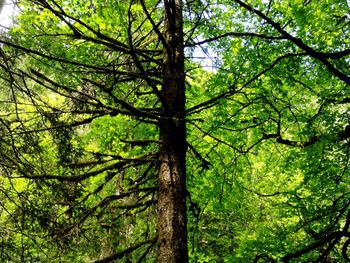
[1, 0, 350, 262]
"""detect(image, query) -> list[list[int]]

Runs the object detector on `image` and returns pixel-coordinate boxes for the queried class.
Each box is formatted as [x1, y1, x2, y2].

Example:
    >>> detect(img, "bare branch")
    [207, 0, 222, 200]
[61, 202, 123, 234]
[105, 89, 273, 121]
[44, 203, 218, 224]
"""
[94, 238, 156, 263]
[186, 32, 285, 47]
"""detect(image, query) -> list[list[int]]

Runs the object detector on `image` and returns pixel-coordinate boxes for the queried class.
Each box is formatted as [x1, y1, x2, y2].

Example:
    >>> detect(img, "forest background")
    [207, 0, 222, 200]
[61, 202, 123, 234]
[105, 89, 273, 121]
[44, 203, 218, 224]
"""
[1, 0, 350, 262]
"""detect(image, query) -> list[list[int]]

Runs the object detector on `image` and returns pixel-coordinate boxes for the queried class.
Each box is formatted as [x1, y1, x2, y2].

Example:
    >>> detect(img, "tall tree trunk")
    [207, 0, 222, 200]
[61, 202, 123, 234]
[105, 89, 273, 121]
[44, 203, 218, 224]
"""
[157, 0, 188, 262]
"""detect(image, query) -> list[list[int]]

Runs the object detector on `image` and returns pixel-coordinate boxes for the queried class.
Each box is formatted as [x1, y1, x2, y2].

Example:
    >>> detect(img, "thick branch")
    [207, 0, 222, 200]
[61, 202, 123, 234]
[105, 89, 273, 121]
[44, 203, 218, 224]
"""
[94, 238, 156, 263]
[234, 0, 350, 84]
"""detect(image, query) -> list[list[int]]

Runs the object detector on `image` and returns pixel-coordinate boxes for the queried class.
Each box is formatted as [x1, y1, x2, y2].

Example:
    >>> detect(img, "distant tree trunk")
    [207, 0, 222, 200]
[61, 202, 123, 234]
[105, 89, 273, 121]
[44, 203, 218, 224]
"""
[0, 0, 4, 14]
[157, 0, 188, 262]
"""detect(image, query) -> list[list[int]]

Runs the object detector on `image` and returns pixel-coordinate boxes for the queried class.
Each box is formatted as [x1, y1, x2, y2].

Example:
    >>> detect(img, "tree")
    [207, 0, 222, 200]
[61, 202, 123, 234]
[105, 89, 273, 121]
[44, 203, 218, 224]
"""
[1, 0, 350, 262]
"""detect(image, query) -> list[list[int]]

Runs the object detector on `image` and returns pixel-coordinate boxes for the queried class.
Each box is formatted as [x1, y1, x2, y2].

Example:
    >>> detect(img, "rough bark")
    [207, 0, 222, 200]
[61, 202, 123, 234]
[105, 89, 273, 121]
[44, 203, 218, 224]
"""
[157, 0, 188, 262]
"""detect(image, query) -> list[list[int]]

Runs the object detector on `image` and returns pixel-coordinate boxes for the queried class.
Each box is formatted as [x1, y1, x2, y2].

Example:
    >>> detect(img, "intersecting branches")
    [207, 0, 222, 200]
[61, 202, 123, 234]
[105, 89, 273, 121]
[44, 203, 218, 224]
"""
[234, 0, 350, 84]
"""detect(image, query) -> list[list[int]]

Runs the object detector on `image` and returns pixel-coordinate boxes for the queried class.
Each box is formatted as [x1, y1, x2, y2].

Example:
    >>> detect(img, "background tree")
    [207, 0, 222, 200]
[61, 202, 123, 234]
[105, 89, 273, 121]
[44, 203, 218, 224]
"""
[1, 0, 350, 262]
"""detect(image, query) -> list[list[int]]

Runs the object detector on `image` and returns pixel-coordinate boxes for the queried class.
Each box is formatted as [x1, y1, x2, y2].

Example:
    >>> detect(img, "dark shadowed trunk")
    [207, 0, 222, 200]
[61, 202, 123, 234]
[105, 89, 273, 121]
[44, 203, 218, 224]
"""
[157, 0, 188, 262]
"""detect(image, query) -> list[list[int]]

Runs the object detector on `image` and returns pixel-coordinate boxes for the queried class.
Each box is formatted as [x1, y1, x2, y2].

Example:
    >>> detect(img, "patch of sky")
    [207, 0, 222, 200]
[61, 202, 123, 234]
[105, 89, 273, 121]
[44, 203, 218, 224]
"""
[0, 0, 18, 30]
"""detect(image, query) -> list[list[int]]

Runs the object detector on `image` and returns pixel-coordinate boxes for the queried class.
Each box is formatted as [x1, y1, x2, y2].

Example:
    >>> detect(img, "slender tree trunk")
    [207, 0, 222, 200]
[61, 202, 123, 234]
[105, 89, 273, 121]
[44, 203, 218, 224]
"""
[157, 0, 188, 262]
